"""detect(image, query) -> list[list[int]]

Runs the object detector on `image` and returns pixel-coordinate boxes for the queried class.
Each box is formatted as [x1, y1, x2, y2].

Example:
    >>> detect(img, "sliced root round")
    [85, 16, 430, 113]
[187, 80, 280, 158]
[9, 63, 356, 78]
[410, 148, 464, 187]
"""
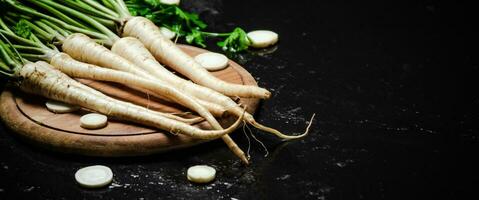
[75, 165, 113, 188]
[187, 165, 216, 183]
[247, 30, 279, 48]
[194, 52, 229, 71]
[80, 113, 108, 129]
[45, 100, 80, 113]
[160, 0, 180, 5]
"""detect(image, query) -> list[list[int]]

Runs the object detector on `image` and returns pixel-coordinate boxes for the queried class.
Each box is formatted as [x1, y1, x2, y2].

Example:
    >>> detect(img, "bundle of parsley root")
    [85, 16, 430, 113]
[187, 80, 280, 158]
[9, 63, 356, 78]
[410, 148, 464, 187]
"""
[0, 0, 314, 164]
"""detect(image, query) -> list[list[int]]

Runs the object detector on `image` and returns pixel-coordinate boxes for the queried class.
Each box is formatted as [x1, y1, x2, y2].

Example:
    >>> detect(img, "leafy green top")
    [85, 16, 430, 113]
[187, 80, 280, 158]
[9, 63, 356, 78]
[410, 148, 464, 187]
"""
[13, 19, 32, 38]
[125, 0, 251, 53]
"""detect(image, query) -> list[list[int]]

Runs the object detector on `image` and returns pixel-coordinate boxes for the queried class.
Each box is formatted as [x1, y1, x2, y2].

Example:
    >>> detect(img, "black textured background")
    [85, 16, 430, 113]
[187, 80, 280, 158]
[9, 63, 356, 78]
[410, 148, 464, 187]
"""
[1, 0, 478, 199]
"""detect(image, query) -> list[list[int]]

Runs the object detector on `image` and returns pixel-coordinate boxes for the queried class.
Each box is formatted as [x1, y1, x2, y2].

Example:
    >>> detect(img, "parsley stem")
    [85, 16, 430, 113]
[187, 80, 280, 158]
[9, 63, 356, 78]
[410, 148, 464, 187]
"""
[0, 39, 22, 71]
[152, 7, 175, 15]
[0, 30, 40, 48]
[81, 0, 121, 19]
[0, 19, 14, 35]
[199, 31, 231, 37]
[12, 45, 48, 54]
[5, 0, 110, 43]
[33, 0, 119, 40]
[0, 61, 12, 74]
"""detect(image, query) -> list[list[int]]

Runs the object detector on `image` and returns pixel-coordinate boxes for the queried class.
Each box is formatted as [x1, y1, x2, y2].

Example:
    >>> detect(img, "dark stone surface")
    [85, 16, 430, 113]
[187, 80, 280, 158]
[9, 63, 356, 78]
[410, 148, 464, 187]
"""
[1, 0, 478, 199]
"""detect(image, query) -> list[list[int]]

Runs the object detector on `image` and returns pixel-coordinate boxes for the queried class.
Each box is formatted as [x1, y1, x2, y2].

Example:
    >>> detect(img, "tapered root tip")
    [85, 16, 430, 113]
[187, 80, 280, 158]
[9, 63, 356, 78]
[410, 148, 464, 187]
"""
[186, 117, 205, 124]
[240, 155, 250, 165]
[262, 89, 272, 99]
[250, 88, 271, 99]
[250, 113, 316, 140]
[236, 108, 250, 165]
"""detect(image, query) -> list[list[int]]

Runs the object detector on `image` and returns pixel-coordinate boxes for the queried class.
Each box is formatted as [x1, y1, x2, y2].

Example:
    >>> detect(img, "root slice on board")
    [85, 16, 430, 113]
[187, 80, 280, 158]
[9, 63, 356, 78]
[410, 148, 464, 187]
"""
[80, 113, 108, 129]
[194, 52, 229, 71]
[45, 100, 80, 113]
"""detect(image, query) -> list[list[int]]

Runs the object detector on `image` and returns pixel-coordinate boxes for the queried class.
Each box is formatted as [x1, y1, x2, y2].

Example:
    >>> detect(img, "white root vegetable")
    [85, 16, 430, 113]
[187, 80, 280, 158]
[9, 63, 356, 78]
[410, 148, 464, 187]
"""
[80, 113, 108, 129]
[62, 34, 155, 80]
[197, 99, 228, 118]
[122, 16, 271, 99]
[111, 37, 237, 108]
[111, 37, 312, 140]
[194, 52, 229, 71]
[60, 35, 225, 118]
[37, 61, 201, 125]
[187, 165, 216, 183]
[75, 165, 113, 188]
[61, 34, 224, 117]
[45, 100, 79, 113]
[59, 34, 249, 164]
[159, 27, 176, 40]
[132, 87, 227, 118]
[110, 37, 249, 164]
[246, 30, 279, 48]
[35, 61, 105, 96]
[18, 62, 244, 140]
[50, 53, 222, 129]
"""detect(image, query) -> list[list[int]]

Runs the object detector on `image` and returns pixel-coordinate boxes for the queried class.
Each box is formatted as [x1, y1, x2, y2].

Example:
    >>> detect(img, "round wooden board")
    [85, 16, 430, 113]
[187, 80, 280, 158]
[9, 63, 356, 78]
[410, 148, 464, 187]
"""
[0, 45, 260, 157]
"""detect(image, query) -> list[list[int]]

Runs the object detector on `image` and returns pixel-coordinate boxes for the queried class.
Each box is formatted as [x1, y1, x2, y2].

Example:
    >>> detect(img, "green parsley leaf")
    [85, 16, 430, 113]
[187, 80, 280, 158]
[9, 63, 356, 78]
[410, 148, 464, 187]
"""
[125, 0, 252, 53]
[13, 19, 32, 38]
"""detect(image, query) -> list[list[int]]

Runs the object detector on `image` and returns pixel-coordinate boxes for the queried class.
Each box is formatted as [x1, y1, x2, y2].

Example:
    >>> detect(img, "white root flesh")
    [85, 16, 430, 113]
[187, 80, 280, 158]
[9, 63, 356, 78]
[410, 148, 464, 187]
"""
[134, 87, 227, 118]
[80, 113, 108, 129]
[18, 63, 244, 140]
[187, 165, 216, 183]
[36, 61, 105, 97]
[194, 52, 229, 71]
[247, 30, 279, 48]
[75, 165, 113, 188]
[160, 0, 180, 5]
[197, 99, 228, 118]
[45, 100, 79, 113]
[122, 16, 271, 99]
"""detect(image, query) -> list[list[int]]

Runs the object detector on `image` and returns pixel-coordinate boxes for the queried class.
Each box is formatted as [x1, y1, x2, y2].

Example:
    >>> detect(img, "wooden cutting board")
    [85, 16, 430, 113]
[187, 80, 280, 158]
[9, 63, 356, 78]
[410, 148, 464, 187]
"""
[0, 45, 260, 157]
